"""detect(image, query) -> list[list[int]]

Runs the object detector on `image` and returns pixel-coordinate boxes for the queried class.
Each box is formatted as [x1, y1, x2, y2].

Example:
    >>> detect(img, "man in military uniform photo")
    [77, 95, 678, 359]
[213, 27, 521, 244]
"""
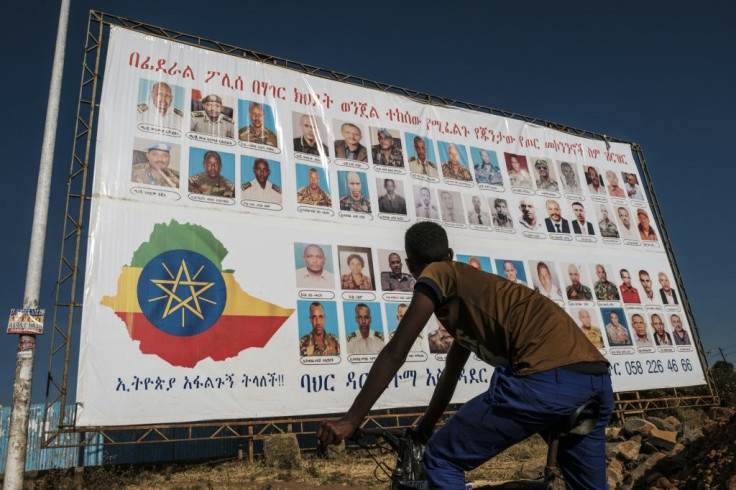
[507, 154, 532, 188]
[474, 149, 503, 185]
[297, 167, 332, 207]
[598, 204, 620, 238]
[566, 264, 593, 301]
[339, 171, 371, 213]
[593, 264, 621, 301]
[380, 253, 415, 292]
[242, 158, 282, 204]
[238, 102, 278, 147]
[377, 179, 407, 215]
[389, 304, 423, 352]
[294, 114, 329, 156]
[441, 144, 472, 181]
[137, 81, 183, 128]
[300, 302, 340, 356]
[191, 94, 234, 138]
[372, 128, 404, 167]
[605, 311, 632, 346]
[346, 304, 384, 355]
[131, 142, 180, 188]
[577, 309, 604, 349]
[188, 150, 235, 197]
[334, 122, 368, 161]
[408, 136, 438, 176]
[534, 159, 559, 191]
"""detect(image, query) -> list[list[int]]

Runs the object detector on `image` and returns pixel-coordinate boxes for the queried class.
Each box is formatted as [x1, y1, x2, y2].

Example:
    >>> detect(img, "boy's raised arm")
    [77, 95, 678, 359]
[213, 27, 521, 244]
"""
[317, 290, 435, 446]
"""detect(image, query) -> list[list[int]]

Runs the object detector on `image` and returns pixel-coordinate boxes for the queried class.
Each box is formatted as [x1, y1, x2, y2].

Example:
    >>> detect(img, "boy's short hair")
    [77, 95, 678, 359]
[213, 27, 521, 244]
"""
[404, 222, 449, 265]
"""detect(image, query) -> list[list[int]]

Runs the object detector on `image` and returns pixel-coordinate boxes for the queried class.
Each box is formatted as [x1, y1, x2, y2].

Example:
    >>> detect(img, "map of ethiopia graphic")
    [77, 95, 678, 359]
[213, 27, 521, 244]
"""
[100, 220, 294, 367]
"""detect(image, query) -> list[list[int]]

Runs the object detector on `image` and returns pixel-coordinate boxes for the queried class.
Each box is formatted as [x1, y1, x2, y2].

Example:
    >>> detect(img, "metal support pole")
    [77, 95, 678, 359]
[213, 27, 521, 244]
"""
[4, 1, 70, 488]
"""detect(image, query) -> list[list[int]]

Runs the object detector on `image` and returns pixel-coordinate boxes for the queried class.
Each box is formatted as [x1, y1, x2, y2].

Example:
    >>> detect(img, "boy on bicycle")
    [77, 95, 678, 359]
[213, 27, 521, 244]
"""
[318, 222, 613, 489]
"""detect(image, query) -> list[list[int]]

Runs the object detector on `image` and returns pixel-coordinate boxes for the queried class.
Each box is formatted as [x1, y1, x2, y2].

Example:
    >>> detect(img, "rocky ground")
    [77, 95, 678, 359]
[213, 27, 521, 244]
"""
[604, 407, 736, 489]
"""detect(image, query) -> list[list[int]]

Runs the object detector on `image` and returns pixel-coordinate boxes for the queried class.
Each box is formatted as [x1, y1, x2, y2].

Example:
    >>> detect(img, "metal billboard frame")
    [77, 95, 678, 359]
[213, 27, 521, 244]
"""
[41, 10, 718, 451]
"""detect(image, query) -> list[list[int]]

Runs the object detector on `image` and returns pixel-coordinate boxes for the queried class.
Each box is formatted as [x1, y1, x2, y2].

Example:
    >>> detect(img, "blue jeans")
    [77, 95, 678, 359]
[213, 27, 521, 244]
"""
[423, 366, 614, 489]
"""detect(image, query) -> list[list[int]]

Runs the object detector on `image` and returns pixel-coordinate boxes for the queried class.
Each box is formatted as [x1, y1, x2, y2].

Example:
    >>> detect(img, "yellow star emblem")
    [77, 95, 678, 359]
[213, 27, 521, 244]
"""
[147, 259, 217, 327]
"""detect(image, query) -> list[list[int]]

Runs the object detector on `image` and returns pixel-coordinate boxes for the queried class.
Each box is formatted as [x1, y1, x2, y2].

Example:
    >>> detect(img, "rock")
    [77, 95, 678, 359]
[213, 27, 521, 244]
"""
[663, 416, 682, 431]
[518, 461, 545, 480]
[262, 433, 301, 469]
[623, 417, 657, 437]
[709, 407, 735, 423]
[606, 442, 620, 460]
[681, 423, 703, 445]
[647, 428, 677, 451]
[616, 439, 641, 462]
[648, 416, 678, 432]
[629, 452, 666, 482]
[640, 441, 659, 454]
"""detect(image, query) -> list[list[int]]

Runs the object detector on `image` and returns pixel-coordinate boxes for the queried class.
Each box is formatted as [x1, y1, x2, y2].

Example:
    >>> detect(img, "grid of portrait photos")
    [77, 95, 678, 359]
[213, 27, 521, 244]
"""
[129, 76, 659, 258]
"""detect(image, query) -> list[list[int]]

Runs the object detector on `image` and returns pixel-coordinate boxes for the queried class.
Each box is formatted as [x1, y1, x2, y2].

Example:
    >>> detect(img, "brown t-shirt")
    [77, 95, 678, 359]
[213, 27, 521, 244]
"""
[417, 261, 607, 375]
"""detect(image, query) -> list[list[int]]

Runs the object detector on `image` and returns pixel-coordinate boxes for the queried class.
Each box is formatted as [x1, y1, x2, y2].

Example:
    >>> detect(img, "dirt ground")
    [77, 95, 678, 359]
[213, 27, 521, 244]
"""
[30, 435, 548, 489]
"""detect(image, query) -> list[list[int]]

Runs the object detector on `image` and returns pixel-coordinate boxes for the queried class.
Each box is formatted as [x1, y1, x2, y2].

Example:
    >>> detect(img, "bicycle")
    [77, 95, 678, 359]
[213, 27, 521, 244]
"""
[349, 399, 600, 490]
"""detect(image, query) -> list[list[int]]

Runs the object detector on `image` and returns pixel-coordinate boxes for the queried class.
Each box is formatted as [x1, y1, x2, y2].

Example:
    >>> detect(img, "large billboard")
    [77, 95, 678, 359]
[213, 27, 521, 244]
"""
[76, 27, 704, 426]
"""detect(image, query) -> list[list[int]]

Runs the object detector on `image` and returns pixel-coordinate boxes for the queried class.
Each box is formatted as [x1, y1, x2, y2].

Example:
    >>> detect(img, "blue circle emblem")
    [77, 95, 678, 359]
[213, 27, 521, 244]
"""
[137, 249, 227, 336]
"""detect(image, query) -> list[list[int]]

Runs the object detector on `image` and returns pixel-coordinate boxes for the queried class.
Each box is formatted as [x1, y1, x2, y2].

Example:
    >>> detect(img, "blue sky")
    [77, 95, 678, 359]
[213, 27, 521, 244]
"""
[0, 1, 734, 406]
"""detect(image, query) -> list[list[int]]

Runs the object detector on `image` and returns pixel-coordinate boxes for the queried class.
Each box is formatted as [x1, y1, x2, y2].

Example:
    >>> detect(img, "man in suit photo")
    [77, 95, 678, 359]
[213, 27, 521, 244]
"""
[544, 199, 570, 233]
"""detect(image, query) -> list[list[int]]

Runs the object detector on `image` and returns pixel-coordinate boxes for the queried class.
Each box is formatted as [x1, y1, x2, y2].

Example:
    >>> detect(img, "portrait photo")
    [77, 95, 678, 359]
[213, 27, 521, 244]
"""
[377, 249, 415, 292]
[558, 161, 583, 194]
[668, 313, 691, 346]
[583, 165, 605, 196]
[630, 313, 653, 347]
[570, 307, 605, 349]
[457, 255, 492, 272]
[333, 120, 369, 162]
[370, 127, 404, 167]
[437, 142, 473, 181]
[495, 259, 529, 286]
[294, 242, 335, 289]
[596, 203, 620, 238]
[464, 194, 492, 226]
[295, 163, 332, 207]
[531, 158, 560, 192]
[338, 245, 376, 291]
[131, 137, 182, 188]
[297, 300, 340, 357]
[636, 208, 658, 242]
[337, 170, 371, 213]
[187, 147, 235, 197]
[237, 100, 279, 147]
[489, 197, 514, 229]
[438, 190, 466, 224]
[528, 260, 562, 300]
[385, 302, 424, 352]
[136, 78, 185, 129]
[375, 177, 408, 215]
[189, 91, 235, 138]
[404, 132, 439, 177]
[292, 112, 330, 157]
[413, 184, 440, 219]
[241, 156, 282, 204]
[343, 301, 385, 355]
[562, 262, 594, 302]
[622, 171, 645, 201]
[601, 307, 632, 347]
[470, 147, 503, 186]
[504, 153, 533, 188]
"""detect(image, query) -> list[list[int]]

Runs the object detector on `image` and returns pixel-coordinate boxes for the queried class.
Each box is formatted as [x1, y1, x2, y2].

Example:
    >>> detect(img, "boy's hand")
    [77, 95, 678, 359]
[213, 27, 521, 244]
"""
[317, 418, 356, 446]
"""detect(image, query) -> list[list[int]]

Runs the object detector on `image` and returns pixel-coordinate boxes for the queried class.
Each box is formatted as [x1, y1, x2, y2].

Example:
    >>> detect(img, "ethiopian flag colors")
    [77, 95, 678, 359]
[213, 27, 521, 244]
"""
[100, 220, 293, 367]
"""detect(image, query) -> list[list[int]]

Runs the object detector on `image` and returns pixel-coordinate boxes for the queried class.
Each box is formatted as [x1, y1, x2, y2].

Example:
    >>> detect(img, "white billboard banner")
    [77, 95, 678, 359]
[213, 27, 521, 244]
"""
[76, 27, 704, 426]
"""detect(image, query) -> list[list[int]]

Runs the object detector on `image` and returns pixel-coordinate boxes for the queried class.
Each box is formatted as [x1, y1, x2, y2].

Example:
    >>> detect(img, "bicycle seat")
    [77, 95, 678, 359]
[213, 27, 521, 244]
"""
[559, 399, 600, 437]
